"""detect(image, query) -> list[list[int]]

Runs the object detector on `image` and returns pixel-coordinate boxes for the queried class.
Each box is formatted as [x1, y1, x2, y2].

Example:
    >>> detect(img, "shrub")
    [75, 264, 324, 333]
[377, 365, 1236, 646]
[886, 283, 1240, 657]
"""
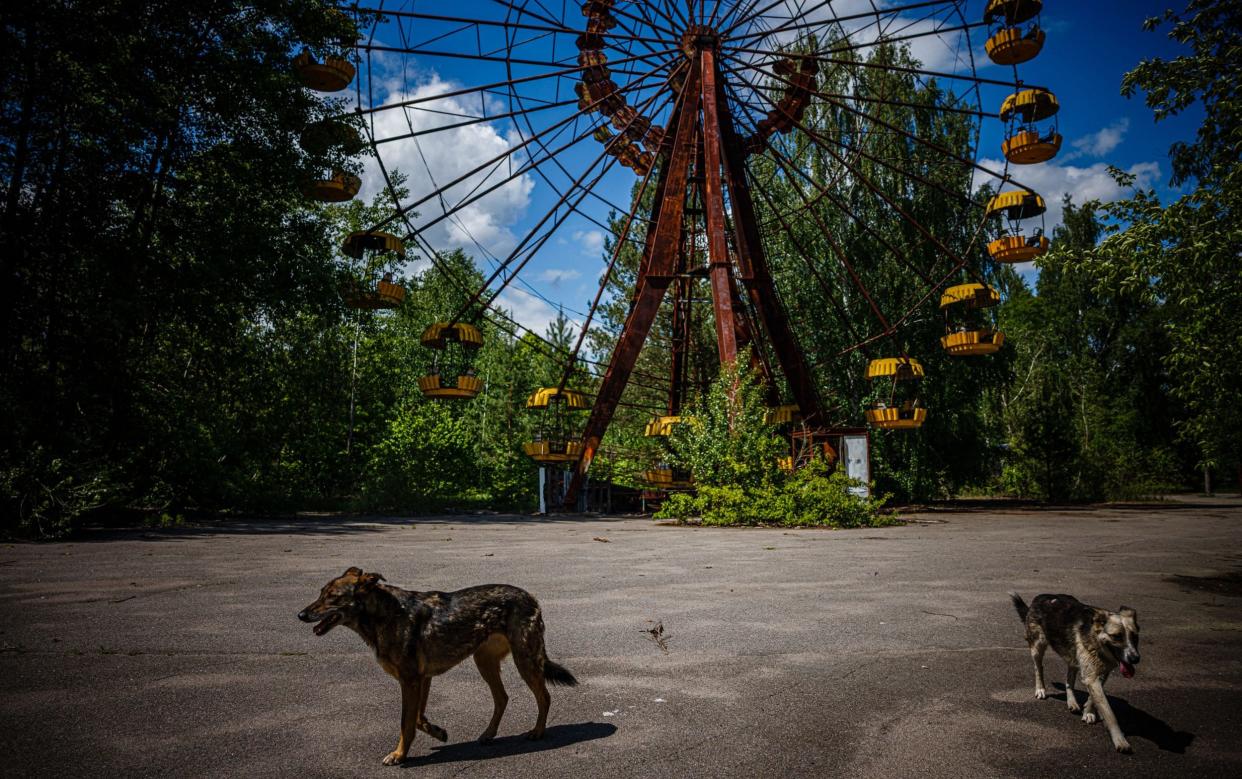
[655, 358, 893, 528]
[656, 459, 891, 527]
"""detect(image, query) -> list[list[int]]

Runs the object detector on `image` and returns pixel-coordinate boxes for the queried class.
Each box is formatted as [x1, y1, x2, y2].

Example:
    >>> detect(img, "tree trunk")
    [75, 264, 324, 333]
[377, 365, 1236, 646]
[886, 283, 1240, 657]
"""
[1203, 465, 1212, 497]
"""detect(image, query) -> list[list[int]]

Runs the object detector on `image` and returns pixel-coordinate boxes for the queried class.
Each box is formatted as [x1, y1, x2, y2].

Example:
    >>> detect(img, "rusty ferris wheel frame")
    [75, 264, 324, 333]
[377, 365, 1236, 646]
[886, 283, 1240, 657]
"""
[343, 1, 1049, 508]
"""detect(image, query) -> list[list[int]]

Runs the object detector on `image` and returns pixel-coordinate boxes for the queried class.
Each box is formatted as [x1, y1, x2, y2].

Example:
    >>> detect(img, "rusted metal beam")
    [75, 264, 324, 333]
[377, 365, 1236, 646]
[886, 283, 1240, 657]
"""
[699, 48, 739, 366]
[710, 55, 829, 427]
[563, 63, 704, 508]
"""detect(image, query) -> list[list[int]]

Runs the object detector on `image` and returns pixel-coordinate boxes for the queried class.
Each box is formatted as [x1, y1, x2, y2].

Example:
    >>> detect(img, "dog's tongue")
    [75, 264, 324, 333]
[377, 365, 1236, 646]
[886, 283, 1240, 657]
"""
[1120, 661, 1135, 679]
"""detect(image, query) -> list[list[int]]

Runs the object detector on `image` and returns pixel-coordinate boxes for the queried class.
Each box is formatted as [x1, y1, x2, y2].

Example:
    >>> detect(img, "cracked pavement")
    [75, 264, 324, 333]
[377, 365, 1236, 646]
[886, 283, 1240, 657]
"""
[2, 500, 1241, 777]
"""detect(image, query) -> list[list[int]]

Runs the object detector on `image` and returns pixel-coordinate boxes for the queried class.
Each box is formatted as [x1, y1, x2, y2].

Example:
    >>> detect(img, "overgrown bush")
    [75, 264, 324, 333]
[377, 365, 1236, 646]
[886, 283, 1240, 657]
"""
[656, 358, 892, 528]
[1, 449, 114, 538]
[656, 460, 892, 527]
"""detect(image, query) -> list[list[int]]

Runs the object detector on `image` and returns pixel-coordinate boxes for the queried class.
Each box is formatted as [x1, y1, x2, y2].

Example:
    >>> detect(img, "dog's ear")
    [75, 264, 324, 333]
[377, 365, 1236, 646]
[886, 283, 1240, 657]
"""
[358, 572, 386, 590]
[344, 566, 363, 577]
[1119, 606, 1137, 619]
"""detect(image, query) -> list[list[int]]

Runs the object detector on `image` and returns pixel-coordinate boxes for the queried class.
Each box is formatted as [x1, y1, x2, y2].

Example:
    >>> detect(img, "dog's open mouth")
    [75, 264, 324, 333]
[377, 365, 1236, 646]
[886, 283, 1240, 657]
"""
[1119, 661, 1135, 678]
[312, 612, 342, 636]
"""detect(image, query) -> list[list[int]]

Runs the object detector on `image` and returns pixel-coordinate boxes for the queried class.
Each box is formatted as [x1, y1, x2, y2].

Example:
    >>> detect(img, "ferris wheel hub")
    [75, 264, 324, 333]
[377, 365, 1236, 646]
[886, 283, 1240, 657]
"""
[680, 25, 721, 58]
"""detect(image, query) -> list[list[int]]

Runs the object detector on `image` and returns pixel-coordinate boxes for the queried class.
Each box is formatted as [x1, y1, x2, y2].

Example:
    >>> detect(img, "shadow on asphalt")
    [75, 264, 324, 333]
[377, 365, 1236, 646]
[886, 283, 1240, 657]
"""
[1053, 685, 1195, 753]
[406, 722, 617, 767]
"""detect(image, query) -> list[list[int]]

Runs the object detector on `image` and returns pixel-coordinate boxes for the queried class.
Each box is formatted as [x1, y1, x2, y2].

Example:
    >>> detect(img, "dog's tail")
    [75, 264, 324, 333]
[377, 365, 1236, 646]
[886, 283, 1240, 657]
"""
[544, 659, 579, 687]
[1009, 592, 1029, 622]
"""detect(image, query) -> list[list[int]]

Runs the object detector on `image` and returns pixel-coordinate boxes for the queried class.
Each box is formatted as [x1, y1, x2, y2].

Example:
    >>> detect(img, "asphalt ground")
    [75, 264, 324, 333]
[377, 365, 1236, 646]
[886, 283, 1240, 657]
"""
[2, 500, 1241, 778]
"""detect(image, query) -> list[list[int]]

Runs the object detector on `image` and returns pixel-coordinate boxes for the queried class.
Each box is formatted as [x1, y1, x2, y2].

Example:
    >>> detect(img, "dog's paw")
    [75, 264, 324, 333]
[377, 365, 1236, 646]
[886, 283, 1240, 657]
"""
[1114, 740, 1133, 754]
[525, 728, 545, 741]
[1082, 712, 1098, 725]
[425, 724, 448, 743]
[382, 751, 406, 766]
[1066, 699, 1081, 713]
[478, 730, 497, 744]
[1035, 687, 1047, 700]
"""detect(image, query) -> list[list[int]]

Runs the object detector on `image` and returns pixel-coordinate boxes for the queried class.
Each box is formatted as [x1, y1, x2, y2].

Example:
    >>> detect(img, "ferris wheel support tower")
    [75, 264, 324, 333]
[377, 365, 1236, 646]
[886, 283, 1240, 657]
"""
[565, 32, 827, 508]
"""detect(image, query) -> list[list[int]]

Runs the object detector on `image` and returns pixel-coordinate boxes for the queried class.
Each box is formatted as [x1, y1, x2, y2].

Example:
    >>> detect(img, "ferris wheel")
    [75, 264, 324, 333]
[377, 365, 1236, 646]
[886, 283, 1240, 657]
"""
[293, 0, 1060, 505]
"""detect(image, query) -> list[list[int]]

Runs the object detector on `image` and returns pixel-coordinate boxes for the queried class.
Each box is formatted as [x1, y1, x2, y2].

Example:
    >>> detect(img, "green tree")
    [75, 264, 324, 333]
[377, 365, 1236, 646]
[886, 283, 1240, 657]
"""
[998, 199, 1178, 500]
[1, 1, 356, 532]
[1088, 0, 1242, 493]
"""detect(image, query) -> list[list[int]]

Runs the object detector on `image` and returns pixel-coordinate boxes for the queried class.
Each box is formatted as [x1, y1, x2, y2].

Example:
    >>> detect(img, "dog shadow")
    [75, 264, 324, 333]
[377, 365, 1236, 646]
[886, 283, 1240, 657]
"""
[1055, 685, 1195, 753]
[406, 722, 617, 767]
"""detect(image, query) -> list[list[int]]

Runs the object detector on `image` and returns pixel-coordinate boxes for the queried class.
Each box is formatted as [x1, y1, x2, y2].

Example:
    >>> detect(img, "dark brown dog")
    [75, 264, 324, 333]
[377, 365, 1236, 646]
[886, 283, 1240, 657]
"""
[1011, 592, 1141, 753]
[299, 567, 578, 766]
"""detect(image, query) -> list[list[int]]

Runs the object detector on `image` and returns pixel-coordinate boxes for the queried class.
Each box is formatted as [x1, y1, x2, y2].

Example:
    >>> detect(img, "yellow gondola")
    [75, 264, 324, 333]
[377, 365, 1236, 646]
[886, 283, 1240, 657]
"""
[340, 232, 406, 309]
[342, 231, 406, 259]
[986, 190, 1050, 263]
[643, 465, 693, 490]
[643, 415, 683, 437]
[418, 322, 485, 399]
[523, 388, 589, 463]
[940, 284, 1005, 356]
[865, 358, 927, 430]
[764, 404, 801, 426]
[342, 273, 405, 310]
[983, 0, 1045, 66]
[299, 119, 366, 157]
[305, 170, 361, 203]
[1001, 89, 1062, 164]
[292, 49, 356, 92]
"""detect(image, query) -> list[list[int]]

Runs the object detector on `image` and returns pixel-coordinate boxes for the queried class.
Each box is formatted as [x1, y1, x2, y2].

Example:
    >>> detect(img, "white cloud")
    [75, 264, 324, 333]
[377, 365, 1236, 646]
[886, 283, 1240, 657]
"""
[537, 268, 582, 285]
[360, 72, 534, 260]
[494, 288, 583, 337]
[1070, 118, 1130, 159]
[742, 1, 974, 73]
[976, 157, 1162, 235]
[570, 229, 606, 258]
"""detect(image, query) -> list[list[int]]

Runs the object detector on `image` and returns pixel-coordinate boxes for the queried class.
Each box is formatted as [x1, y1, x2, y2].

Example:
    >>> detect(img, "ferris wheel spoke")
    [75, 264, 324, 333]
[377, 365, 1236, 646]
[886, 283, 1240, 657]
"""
[498, 62, 685, 236]
[720, 67, 983, 213]
[357, 41, 575, 68]
[831, 250, 977, 360]
[353, 47, 676, 122]
[727, 0, 964, 52]
[444, 80, 682, 325]
[372, 93, 582, 146]
[725, 84, 948, 347]
[726, 46, 1044, 92]
[614, 2, 681, 39]
[743, 163, 871, 348]
[729, 71, 968, 289]
[718, 80, 897, 341]
[556, 121, 670, 392]
[351, 49, 663, 118]
[486, 0, 573, 33]
[719, 51, 1031, 193]
[370, 51, 678, 233]
[726, 17, 985, 67]
[406, 232, 673, 397]
[718, 0, 797, 38]
[350, 6, 671, 46]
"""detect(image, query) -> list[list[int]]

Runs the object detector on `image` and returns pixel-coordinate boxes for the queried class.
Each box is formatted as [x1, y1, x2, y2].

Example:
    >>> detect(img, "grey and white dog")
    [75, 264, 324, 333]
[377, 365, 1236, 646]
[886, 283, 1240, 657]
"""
[1010, 592, 1142, 753]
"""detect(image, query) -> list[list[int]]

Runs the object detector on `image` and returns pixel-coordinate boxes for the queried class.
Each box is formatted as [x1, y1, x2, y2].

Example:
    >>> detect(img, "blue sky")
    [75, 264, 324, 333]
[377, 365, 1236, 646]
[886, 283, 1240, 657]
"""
[352, 1, 1199, 334]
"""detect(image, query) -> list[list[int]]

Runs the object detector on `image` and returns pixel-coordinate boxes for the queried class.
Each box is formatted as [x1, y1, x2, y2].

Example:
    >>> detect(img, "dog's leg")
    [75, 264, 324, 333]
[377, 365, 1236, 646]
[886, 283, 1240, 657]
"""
[416, 677, 448, 743]
[1031, 638, 1048, 699]
[383, 676, 425, 766]
[513, 651, 551, 740]
[1065, 665, 1081, 713]
[474, 647, 509, 743]
[1085, 677, 1131, 754]
[1081, 691, 1098, 724]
